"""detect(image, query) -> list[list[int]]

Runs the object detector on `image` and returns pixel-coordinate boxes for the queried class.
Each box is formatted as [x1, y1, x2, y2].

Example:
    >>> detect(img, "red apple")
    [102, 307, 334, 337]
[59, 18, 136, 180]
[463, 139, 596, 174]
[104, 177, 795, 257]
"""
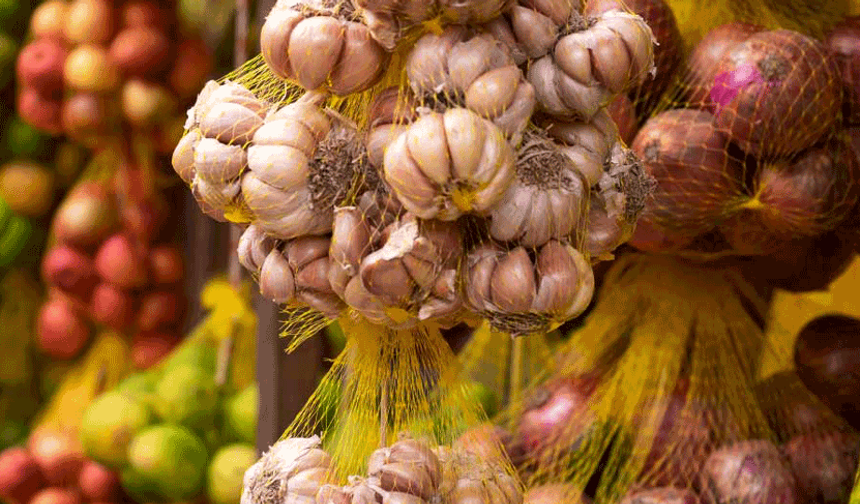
[16, 38, 67, 94]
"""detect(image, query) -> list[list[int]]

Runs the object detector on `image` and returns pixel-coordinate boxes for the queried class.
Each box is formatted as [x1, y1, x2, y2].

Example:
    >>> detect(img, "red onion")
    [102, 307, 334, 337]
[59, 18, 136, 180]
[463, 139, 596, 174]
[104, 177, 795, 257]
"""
[28, 488, 82, 504]
[27, 430, 85, 488]
[783, 430, 859, 504]
[78, 460, 120, 501]
[169, 38, 213, 99]
[794, 314, 860, 430]
[684, 22, 762, 109]
[36, 299, 92, 360]
[148, 245, 184, 285]
[41, 245, 98, 300]
[17, 88, 63, 136]
[94, 234, 148, 289]
[130, 331, 179, 369]
[826, 17, 860, 124]
[52, 182, 119, 248]
[136, 290, 183, 331]
[710, 30, 841, 158]
[15, 38, 67, 94]
[606, 93, 639, 145]
[91, 283, 135, 331]
[513, 373, 600, 464]
[719, 211, 793, 256]
[699, 440, 799, 504]
[630, 109, 745, 248]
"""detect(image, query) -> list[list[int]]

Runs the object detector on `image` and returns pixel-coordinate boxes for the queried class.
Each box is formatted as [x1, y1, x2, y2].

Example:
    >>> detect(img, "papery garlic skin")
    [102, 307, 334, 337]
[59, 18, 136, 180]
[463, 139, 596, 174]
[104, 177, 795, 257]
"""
[238, 225, 276, 273]
[172, 80, 268, 222]
[352, 0, 437, 50]
[439, 0, 514, 25]
[406, 28, 535, 142]
[257, 235, 346, 318]
[260, 0, 387, 94]
[528, 10, 655, 119]
[508, 0, 579, 59]
[242, 436, 333, 504]
[464, 240, 595, 335]
[382, 108, 516, 221]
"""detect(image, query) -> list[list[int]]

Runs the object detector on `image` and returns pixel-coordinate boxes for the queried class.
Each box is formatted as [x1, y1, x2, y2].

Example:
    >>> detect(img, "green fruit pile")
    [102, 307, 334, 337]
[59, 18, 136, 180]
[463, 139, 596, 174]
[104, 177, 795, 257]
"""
[79, 337, 259, 503]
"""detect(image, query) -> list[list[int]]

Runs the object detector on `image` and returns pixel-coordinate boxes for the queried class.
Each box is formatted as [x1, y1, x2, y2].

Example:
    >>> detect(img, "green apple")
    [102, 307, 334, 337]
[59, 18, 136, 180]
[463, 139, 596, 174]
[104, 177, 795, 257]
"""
[125, 424, 208, 501]
[207, 444, 258, 504]
[223, 383, 257, 444]
[80, 391, 152, 468]
[3, 118, 51, 159]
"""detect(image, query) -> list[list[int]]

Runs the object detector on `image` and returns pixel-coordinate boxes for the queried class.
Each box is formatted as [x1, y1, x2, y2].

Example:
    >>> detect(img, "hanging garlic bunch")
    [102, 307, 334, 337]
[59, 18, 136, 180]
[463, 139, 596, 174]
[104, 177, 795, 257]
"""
[242, 436, 333, 504]
[242, 91, 365, 239]
[330, 203, 467, 329]
[406, 26, 536, 143]
[172, 80, 268, 221]
[241, 228, 346, 318]
[528, 9, 655, 118]
[260, 0, 387, 94]
[465, 240, 595, 335]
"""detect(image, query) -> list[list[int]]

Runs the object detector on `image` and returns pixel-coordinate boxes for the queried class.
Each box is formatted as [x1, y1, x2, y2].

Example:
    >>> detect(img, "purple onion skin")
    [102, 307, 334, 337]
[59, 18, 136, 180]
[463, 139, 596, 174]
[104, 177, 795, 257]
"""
[700, 440, 800, 504]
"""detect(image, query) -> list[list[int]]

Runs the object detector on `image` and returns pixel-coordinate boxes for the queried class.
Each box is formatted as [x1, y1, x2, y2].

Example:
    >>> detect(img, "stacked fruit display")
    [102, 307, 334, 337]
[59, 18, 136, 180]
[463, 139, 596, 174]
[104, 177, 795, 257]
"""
[0, 429, 126, 504]
[15, 0, 212, 153]
[79, 335, 258, 503]
[626, 20, 860, 290]
[38, 174, 185, 367]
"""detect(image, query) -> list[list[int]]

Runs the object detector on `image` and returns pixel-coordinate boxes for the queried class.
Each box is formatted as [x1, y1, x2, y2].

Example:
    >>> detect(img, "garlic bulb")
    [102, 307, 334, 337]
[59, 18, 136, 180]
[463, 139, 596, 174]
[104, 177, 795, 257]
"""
[258, 235, 346, 318]
[488, 127, 589, 247]
[440, 449, 523, 504]
[242, 436, 333, 504]
[367, 436, 443, 502]
[407, 27, 535, 142]
[331, 208, 466, 329]
[352, 0, 437, 50]
[172, 80, 268, 222]
[237, 224, 276, 273]
[382, 108, 516, 221]
[243, 92, 365, 239]
[464, 240, 595, 335]
[261, 0, 387, 94]
[528, 10, 655, 118]
[544, 108, 617, 187]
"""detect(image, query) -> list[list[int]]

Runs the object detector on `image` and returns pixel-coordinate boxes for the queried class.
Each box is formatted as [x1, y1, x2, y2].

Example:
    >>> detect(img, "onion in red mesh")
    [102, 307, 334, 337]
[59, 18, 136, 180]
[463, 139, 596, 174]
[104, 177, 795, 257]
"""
[41, 245, 98, 299]
[94, 234, 148, 289]
[699, 440, 799, 504]
[606, 94, 638, 145]
[782, 430, 859, 504]
[629, 109, 744, 250]
[710, 29, 841, 158]
[53, 182, 118, 248]
[753, 371, 850, 440]
[826, 17, 860, 124]
[512, 373, 600, 464]
[684, 22, 762, 109]
[794, 314, 860, 430]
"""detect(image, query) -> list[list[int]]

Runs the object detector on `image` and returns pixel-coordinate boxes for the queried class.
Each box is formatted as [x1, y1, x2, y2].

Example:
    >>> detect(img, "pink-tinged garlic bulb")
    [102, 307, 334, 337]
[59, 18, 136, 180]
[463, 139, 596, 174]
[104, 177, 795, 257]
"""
[366, 435, 444, 502]
[583, 143, 653, 261]
[258, 235, 346, 318]
[528, 10, 655, 119]
[333, 209, 467, 329]
[382, 108, 516, 221]
[351, 0, 437, 50]
[464, 240, 595, 335]
[172, 80, 269, 222]
[237, 224, 276, 273]
[406, 27, 535, 142]
[260, 0, 387, 95]
[487, 127, 592, 248]
[243, 92, 365, 239]
[242, 436, 333, 504]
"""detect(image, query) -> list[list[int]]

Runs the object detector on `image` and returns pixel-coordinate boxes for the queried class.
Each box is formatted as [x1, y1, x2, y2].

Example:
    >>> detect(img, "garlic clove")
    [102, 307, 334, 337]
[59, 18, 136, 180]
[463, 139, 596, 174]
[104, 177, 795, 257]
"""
[381, 492, 425, 504]
[520, 191, 553, 247]
[329, 22, 386, 95]
[447, 34, 513, 94]
[257, 210, 333, 240]
[193, 137, 247, 183]
[241, 172, 303, 220]
[383, 133, 440, 219]
[559, 145, 604, 187]
[290, 466, 331, 497]
[172, 129, 200, 184]
[360, 256, 414, 306]
[554, 33, 596, 87]
[407, 27, 468, 95]
[547, 184, 584, 241]
[490, 247, 537, 313]
[524, 0, 576, 25]
[193, 174, 241, 210]
[377, 461, 435, 501]
[343, 276, 389, 325]
[465, 66, 520, 120]
[317, 485, 352, 504]
[465, 245, 500, 311]
[407, 114, 452, 186]
[401, 253, 438, 291]
[527, 56, 569, 117]
[199, 101, 264, 145]
[287, 235, 331, 270]
[556, 70, 610, 120]
[602, 12, 655, 83]
[510, 6, 559, 59]
[591, 26, 632, 93]
[260, 5, 304, 79]
[238, 224, 274, 272]
[288, 16, 345, 91]
[368, 447, 389, 476]
[443, 109, 487, 181]
[247, 144, 310, 191]
[270, 100, 331, 141]
[367, 124, 409, 168]
[253, 118, 318, 156]
[419, 219, 463, 266]
[296, 256, 335, 294]
[389, 439, 441, 487]
[562, 246, 595, 319]
[471, 130, 516, 212]
[483, 17, 528, 65]
[331, 207, 373, 271]
[297, 290, 345, 318]
[489, 184, 533, 242]
[490, 80, 536, 143]
[260, 248, 297, 303]
[449, 479, 487, 504]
